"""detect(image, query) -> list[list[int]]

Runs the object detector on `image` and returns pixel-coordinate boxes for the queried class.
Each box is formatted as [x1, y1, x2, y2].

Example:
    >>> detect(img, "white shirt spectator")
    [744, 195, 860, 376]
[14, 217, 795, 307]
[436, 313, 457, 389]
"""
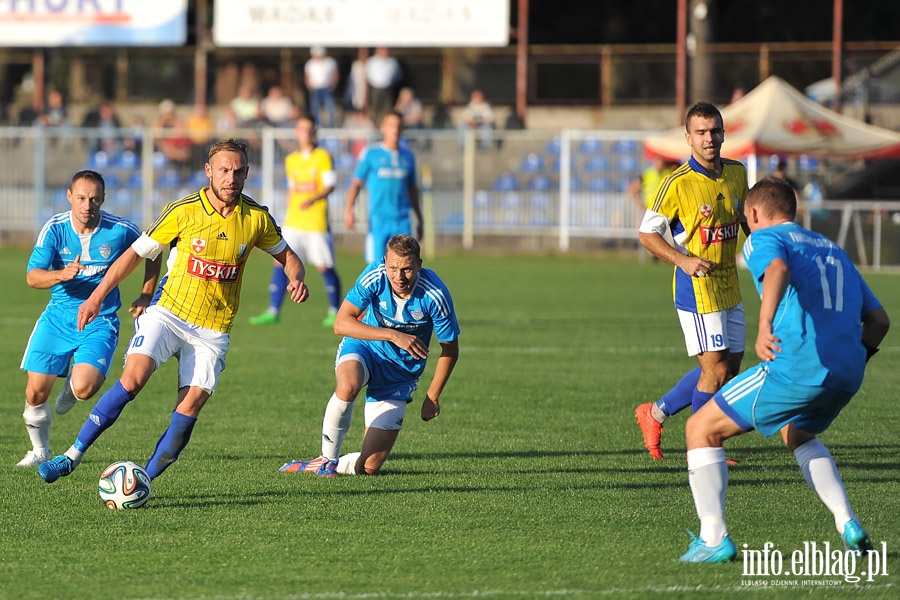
[305, 52, 339, 91]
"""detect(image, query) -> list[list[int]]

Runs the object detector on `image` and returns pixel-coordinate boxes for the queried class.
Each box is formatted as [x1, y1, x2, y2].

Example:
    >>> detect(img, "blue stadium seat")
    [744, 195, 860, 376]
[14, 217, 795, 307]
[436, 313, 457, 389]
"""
[128, 171, 143, 188]
[569, 176, 583, 191]
[501, 191, 522, 209]
[798, 155, 819, 171]
[51, 188, 68, 212]
[188, 170, 208, 188]
[474, 190, 491, 208]
[545, 136, 562, 155]
[247, 173, 264, 189]
[111, 188, 132, 208]
[579, 138, 604, 154]
[616, 177, 632, 192]
[336, 152, 356, 171]
[527, 175, 552, 192]
[616, 155, 639, 172]
[320, 137, 342, 154]
[588, 176, 612, 192]
[613, 139, 639, 154]
[117, 150, 138, 170]
[493, 173, 518, 191]
[152, 151, 168, 170]
[585, 155, 609, 172]
[103, 173, 121, 188]
[158, 169, 182, 188]
[87, 151, 110, 170]
[520, 153, 544, 173]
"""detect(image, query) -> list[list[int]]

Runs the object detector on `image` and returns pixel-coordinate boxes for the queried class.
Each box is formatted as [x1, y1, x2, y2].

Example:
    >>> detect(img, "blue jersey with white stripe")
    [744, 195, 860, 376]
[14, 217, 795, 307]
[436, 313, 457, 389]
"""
[352, 143, 417, 222]
[742, 222, 881, 391]
[344, 259, 459, 376]
[27, 210, 142, 318]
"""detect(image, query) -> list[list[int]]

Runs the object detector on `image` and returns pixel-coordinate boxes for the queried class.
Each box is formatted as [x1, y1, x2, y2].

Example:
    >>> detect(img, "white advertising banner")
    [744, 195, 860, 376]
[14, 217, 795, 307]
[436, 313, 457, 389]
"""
[213, 0, 510, 48]
[0, 0, 188, 47]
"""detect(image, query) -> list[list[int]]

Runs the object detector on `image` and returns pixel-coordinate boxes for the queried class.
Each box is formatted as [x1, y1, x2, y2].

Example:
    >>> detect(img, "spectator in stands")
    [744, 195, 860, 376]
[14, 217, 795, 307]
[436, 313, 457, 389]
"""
[394, 87, 424, 131]
[228, 83, 262, 128]
[343, 108, 376, 158]
[37, 90, 74, 147]
[305, 46, 339, 128]
[628, 155, 674, 212]
[122, 114, 145, 156]
[344, 53, 368, 114]
[365, 47, 402, 123]
[458, 89, 495, 150]
[153, 99, 191, 171]
[186, 103, 214, 156]
[260, 85, 297, 128]
[81, 100, 122, 156]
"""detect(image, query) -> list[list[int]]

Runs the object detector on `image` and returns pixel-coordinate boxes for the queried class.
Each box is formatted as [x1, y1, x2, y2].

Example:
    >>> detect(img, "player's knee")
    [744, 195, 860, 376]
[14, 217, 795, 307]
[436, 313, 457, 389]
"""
[71, 380, 101, 401]
[334, 381, 362, 402]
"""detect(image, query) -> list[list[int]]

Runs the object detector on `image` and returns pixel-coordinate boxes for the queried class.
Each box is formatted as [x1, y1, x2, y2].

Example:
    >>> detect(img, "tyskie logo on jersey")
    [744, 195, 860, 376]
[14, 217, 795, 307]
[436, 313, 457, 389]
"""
[187, 255, 242, 282]
[191, 238, 207, 253]
[699, 221, 740, 245]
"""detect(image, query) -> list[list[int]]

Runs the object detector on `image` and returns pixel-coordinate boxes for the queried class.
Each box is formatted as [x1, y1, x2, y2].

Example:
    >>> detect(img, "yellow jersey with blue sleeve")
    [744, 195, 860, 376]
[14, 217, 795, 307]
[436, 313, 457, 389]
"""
[647, 157, 748, 314]
[144, 188, 286, 333]
[283, 147, 336, 232]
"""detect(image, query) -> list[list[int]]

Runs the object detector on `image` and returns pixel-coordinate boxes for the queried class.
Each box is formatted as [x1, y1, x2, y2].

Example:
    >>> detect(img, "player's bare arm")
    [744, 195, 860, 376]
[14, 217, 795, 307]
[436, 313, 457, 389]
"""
[638, 231, 713, 277]
[274, 247, 309, 304]
[344, 179, 362, 230]
[421, 339, 459, 422]
[128, 255, 163, 318]
[299, 185, 335, 210]
[77, 248, 144, 331]
[333, 300, 430, 359]
[26, 254, 85, 288]
[755, 258, 790, 362]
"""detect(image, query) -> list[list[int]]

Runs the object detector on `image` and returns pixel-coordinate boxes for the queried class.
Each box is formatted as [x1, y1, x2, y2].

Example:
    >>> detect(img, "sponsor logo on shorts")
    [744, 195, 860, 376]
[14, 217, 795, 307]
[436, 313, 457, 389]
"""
[699, 221, 740, 245]
[187, 255, 242, 282]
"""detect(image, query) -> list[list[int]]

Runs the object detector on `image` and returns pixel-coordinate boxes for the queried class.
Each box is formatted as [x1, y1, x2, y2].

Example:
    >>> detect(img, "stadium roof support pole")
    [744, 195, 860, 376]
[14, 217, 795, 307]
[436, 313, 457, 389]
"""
[558, 129, 572, 252]
[675, 0, 687, 124]
[832, 0, 843, 113]
[194, 0, 210, 108]
[515, 0, 529, 125]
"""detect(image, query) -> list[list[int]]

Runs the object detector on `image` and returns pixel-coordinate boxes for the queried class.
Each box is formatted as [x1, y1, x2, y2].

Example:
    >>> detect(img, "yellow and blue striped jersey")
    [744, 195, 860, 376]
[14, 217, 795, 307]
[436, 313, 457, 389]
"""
[146, 188, 286, 332]
[650, 157, 748, 313]
[283, 147, 335, 232]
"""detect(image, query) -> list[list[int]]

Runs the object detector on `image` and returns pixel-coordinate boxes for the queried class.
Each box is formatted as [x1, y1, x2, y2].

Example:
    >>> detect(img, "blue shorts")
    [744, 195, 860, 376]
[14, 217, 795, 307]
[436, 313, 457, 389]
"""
[714, 364, 854, 437]
[366, 217, 412, 262]
[335, 337, 419, 403]
[20, 309, 119, 378]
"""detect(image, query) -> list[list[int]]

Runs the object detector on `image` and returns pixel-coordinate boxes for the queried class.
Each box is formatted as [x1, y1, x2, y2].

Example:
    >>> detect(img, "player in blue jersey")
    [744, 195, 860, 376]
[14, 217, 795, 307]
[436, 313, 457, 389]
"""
[280, 234, 459, 476]
[17, 170, 160, 467]
[344, 111, 423, 263]
[679, 177, 890, 563]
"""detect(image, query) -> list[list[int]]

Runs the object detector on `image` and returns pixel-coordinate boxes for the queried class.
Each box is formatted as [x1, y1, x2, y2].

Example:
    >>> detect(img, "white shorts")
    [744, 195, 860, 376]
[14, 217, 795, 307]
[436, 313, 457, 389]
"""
[281, 226, 335, 268]
[364, 399, 407, 431]
[676, 303, 745, 357]
[126, 305, 229, 394]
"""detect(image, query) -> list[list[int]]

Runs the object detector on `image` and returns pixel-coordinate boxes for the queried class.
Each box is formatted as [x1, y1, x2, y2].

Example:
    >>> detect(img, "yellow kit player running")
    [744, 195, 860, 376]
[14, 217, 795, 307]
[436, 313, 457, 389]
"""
[38, 139, 309, 485]
[635, 102, 749, 460]
[251, 115, 342, 327]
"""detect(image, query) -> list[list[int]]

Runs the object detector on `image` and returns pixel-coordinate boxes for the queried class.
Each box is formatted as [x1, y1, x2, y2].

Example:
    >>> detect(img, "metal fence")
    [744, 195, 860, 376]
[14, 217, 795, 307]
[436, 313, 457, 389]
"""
[2, 125, 900, 268]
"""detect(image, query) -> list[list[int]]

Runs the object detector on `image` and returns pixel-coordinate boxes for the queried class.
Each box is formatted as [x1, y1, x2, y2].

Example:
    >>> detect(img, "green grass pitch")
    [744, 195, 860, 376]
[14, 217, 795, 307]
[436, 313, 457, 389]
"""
[0, 246, 897, 599]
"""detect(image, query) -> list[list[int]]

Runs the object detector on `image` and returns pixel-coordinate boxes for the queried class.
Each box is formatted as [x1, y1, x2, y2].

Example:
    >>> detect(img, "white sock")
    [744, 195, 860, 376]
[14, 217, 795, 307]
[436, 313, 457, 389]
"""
[794, 439, 855, 533]
[687, 447, 729, 546]
[321, 394, 354, 461]
[337, 452, 361, 475]
[23, 402, 52, 451]
[651, 403, 668, 424]
[64, 445, 84, 468]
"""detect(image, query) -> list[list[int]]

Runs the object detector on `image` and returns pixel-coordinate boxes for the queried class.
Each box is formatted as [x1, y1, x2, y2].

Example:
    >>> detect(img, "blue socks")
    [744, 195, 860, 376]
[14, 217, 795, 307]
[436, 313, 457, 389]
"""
[322, 267, 341, 311]
[692, 388, 715, 413]
[655, 367, 701, 417]
[267, 266, 289, 312]
[74, 381, 135, 452]
[145, 411, 197, 480]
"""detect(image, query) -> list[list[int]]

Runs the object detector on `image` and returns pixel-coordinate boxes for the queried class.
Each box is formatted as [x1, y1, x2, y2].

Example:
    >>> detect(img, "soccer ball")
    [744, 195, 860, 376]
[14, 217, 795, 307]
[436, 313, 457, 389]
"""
[98, 461, 152, 510]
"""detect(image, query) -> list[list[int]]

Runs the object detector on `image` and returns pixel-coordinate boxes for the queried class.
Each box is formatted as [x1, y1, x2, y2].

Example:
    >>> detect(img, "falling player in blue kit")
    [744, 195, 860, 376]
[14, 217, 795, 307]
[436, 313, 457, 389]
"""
[17, 170, 160, 467]
[679, 177, 890, 563]
[344, 111, 423, 263]
[281, 234, 459, 476]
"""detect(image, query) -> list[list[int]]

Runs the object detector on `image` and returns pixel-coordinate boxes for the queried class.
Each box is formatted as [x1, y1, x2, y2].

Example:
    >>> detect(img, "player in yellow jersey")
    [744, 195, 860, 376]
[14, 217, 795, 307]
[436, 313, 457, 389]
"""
[250, 115, 342, 327]
[634, 102, 749, 460]
[38, 139, 310, 486]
